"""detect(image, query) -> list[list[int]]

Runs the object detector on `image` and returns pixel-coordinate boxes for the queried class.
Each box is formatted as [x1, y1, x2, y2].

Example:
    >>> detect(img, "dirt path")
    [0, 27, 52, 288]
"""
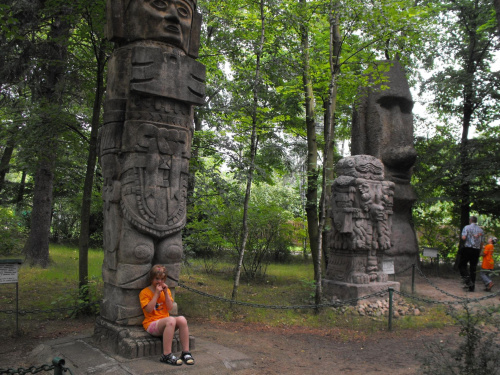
[1, 272, 498, 374]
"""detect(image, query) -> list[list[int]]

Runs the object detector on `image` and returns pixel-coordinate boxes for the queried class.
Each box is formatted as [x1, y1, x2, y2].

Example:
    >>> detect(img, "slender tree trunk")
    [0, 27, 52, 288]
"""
[320, 4, 341, 272]
[315, 3, 342, 307]
[299, 0, 320, 284]
[231, 0, 265, 302]
[79, 44, 106, 292]
[15, 170, 26, 209]
[455, 89, 473, 269]
[455, 23, 478, 269]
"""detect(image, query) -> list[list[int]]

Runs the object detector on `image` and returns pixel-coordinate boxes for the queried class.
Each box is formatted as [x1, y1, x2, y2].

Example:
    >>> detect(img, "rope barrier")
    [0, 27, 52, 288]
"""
[412, 264, 500, 302]
[177, 281, 388, 309]
[1, 265, 496, 316]
[393, 263, 415, 276]
[413, 266, 469, 300]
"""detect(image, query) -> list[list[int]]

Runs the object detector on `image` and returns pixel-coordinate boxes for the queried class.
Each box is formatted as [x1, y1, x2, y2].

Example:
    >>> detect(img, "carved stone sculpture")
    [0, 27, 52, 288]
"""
[351, 60, 419, 272]
[325, 155, 395, 285]
[99, 0, 205, 326]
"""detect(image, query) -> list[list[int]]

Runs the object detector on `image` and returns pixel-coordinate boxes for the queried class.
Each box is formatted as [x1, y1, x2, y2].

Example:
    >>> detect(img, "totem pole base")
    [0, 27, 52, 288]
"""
[93, 317, 195, 359]
[322, 279, 400, 306]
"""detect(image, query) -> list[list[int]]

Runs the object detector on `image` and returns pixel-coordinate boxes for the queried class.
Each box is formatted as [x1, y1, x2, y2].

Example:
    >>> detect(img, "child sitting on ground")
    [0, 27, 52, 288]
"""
[480, 237, 497, 292]
[139, 264, 195, 366]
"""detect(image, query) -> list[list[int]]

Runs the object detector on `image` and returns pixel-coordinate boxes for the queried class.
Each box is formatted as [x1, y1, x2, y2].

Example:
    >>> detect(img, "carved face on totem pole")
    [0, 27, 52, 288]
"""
[99, 0, 205, 327]
[106, 0, 201, 57]
[127, 0, 194, 52]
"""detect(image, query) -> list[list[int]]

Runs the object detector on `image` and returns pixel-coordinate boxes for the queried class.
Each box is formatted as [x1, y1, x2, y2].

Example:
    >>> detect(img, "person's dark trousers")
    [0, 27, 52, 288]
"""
[459, 246, 481, 290]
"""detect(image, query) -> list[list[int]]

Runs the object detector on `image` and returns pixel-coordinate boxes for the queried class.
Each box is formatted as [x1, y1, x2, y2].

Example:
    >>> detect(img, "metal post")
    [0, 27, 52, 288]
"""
[411, 264, 415, 294]
[52, 357, 65, 375]
[388, 287, 394, 331]
[16, 281, 19, 335]
[437, 254, 440, 277]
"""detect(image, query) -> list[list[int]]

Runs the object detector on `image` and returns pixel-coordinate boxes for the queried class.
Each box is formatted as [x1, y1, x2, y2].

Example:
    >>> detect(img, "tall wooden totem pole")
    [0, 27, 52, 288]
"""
[95, 0, 205, 357]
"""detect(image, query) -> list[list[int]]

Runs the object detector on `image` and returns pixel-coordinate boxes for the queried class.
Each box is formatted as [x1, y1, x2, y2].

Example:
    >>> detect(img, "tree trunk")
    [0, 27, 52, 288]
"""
[24, 7, 71, 267]
[299, 0, 320, 283]
[0, 141, 15, 197]
[231, 0, 265, 302]
[315, 3, 342, 307]
[24, 153, 56, 267]
[15, 170, 26, 209]
[79, 44, 106, 292]
[454, 20, 477, 269]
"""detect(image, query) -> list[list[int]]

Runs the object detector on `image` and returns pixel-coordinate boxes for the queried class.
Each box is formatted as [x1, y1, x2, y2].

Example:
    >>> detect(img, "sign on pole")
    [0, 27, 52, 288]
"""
[0, 259, 23, 335]
[0, 260, 22, 284]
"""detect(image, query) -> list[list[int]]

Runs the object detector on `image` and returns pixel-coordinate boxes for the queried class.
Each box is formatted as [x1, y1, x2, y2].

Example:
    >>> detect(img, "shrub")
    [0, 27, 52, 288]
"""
[0, 206, 26, 255]
[419, 304, 500, 375]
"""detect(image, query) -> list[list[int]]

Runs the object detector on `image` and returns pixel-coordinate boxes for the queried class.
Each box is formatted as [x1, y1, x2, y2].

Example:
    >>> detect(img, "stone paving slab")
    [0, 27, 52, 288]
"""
[30, 333, 253, 375]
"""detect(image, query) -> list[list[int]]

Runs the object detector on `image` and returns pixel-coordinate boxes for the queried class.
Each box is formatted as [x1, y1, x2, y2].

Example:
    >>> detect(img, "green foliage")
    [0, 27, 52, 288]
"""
[413, 132, 500, 259]
[420, 304, 500, 375]
[186, 175, 298, 278]
[413, 202, 458, 261]
[0, 206, 26, 255]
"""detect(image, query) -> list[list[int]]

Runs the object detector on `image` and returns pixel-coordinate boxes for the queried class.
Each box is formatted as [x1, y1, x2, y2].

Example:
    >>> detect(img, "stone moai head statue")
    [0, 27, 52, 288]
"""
[351, 60, 417, 185]
[350, 60, 419, 271]
[106, 0, 202, 57]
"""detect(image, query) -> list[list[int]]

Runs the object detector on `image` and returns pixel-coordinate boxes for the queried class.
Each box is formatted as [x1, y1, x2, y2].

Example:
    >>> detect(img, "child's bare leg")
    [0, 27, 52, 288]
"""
[175, 316, 190, 352]
[157, 317, 177, 354]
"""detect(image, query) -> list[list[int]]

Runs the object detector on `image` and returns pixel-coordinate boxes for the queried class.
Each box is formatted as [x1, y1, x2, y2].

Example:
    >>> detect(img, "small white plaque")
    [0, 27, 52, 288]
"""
[423, 248, 439, 258]
[0, 263, 20, 284]
[382, 258, 395, 274]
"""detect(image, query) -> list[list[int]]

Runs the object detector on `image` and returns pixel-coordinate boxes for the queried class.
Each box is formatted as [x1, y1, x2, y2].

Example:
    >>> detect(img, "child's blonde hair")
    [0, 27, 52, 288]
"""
[491, 237, 498, 245]
[149, 264, 167, 283]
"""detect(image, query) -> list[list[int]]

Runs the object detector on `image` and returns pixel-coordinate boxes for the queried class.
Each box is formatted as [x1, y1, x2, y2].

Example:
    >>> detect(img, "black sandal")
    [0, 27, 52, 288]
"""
[180, 351, 195, 365]
[160, 353, 182, 366]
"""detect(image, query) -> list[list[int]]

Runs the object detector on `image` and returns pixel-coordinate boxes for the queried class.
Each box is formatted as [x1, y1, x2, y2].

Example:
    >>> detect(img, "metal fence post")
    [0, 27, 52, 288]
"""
[437, 254, 440, 277]
[411, 264, 415, 294]
[388, 287, 394, 331]
[52, 357, 65, 375]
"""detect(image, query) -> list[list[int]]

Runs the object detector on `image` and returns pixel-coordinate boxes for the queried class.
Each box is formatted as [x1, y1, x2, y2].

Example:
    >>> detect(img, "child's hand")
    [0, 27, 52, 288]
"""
[155, 283, 163, 293]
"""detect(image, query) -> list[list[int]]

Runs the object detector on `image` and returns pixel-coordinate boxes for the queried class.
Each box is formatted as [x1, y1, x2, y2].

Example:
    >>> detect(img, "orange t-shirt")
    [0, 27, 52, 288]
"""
[139, 286, 172, 330]
[481, 244, 495, 270]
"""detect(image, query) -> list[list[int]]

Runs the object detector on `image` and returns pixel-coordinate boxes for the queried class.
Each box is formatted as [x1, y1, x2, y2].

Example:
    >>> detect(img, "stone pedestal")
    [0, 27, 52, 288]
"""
[322, 279, 400, 306]
[93, 317, 195, 359]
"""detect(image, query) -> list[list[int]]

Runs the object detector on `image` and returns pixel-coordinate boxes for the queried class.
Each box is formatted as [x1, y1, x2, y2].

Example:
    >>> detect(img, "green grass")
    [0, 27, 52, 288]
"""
[0, 246, 453, 336]
[176, 258, 453, 333]
[0, 245, 104, 313]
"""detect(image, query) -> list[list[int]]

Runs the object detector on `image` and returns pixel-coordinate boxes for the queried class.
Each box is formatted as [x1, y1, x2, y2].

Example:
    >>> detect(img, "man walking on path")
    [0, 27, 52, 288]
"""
[459, 216, 484, 292]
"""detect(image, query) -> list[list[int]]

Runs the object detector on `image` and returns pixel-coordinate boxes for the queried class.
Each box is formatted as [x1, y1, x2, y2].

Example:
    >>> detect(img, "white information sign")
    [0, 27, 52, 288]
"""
[382, 258, 395, 275]
[0, 263, 20, 284]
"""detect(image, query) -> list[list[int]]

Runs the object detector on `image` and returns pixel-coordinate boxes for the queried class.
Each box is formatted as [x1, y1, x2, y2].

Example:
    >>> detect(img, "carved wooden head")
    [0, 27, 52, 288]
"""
[106, 0, 202, 58]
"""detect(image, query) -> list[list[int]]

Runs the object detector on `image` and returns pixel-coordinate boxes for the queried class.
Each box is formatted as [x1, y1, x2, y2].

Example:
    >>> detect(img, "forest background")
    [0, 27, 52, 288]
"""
[1, 0, 500, 302]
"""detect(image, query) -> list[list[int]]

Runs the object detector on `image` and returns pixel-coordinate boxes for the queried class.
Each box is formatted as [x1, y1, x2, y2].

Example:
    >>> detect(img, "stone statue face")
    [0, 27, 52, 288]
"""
[128, 0, 194, 52]
[367, 92, 416, 185]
